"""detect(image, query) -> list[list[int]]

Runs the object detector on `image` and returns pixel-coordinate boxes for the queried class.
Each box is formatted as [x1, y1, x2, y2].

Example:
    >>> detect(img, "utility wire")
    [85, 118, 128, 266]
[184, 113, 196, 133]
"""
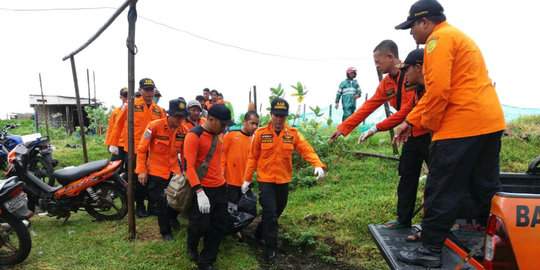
[0, 6, 369, 62]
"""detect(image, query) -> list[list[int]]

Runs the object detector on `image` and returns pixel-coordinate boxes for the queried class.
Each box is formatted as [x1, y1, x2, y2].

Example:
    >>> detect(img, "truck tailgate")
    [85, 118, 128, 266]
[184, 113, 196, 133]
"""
[369, 224, 481, 269]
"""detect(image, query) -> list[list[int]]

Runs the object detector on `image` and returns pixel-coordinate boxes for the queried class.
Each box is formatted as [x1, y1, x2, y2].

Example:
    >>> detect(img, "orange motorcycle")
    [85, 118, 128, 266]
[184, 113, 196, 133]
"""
[5, 144, 127, 222]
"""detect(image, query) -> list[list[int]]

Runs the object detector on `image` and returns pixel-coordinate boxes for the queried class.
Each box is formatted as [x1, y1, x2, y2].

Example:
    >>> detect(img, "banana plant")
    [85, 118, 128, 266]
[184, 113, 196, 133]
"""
[267, 83, 285, 111]
[291, 82, 308, 126]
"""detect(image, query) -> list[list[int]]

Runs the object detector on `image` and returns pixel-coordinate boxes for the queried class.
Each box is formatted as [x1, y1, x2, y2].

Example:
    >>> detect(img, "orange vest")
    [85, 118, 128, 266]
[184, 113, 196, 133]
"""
[338, 70, 428, 137]
[109, 97, 166, 151]
[222, 130, 252, 187]
[243, 122, 325, 184]
[135, 118, 188, 180]
[406, 22, 505, 141]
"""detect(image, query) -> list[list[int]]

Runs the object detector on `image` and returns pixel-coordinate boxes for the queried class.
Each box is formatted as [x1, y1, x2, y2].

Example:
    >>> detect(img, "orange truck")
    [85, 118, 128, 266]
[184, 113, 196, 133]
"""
[370, 155, 540, 269]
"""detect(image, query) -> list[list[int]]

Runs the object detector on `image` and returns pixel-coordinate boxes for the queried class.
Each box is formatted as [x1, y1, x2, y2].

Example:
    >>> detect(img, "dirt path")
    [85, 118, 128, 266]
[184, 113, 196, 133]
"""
[240, 217, 360, 270]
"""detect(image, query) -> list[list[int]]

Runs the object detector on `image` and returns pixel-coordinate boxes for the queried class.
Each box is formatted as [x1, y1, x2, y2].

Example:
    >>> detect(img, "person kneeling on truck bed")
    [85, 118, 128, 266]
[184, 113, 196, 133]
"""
[393, 0, 506, 268]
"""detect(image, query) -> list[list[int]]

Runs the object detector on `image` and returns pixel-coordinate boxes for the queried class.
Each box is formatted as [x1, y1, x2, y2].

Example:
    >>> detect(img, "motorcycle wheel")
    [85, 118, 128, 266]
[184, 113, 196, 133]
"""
[85, 182, 127, 221]
[27, 156, 55, 186]
[0, 212, 32, 266]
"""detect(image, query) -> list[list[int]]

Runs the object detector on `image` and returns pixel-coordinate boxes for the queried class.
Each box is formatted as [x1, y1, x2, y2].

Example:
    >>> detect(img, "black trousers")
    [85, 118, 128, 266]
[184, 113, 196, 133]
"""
[255, 182, 289, 251]
[130, 154, 148, 209]
[396, 133, 431, 226]
[147, 175, 179, 235]
[421, 131, 503, 247]
[187, 185, 228, 268]
[227, 185, 242, 204]
[110, 146, 126, 174]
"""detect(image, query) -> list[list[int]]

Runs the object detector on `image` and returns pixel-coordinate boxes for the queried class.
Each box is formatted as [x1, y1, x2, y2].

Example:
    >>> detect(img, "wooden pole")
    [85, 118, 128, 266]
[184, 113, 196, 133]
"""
[375, 68, 399, 155]
[87, 69, 91, 107]
[69, 56, 89, 163]
[126, 0, 137, 240]
[249, 89, 252, 103]
[93, 71, 97, 107]
[253, 85, 257, 114]
[38, 73, 50, 137]
[354, 151, 399, 161]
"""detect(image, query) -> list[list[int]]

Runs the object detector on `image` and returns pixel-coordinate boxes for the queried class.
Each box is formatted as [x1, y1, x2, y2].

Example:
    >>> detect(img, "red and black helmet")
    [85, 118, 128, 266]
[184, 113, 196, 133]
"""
[347, 67, 357, 73]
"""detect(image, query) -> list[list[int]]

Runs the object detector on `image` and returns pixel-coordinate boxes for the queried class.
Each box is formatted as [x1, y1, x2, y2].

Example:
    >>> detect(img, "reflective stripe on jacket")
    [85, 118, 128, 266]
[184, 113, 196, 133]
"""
[335, 79, 361, 109]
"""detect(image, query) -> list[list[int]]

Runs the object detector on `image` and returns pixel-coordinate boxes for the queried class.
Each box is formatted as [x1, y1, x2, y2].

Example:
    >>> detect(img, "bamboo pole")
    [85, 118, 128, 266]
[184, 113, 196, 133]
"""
[69, 56, 89, 163]
[38, 73, 50, 137]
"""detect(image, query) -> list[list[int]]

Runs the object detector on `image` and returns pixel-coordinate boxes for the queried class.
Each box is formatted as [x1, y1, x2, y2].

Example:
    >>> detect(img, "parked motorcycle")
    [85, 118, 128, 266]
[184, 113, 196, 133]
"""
[0, 176, 33, 266]
[0, 124, 58, 185]
[5, 144, 127, 222]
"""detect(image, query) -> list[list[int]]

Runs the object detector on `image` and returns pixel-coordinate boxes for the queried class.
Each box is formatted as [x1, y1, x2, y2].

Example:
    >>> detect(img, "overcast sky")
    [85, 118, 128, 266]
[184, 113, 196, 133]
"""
[1, 0, 538, 120]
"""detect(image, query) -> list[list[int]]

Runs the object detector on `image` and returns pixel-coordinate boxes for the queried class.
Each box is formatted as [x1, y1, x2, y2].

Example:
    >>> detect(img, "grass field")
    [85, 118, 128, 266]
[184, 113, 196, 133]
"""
[1, 115, 538, 269]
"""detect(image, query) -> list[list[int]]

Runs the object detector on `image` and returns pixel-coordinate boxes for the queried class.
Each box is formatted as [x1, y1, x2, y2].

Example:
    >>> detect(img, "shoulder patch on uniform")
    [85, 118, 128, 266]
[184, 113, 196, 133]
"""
[405, 83, 417, 91]
[152, 108, 162, 116]
[144, 129, 152, 139]
[386, 88, 396, 99]
[426, 40, 437, 53]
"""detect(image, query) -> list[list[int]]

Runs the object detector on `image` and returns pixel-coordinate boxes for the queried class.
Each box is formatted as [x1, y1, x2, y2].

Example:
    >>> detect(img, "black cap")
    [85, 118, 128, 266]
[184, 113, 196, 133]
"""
[167, 99, 189, 117]
[135, 92, 141, 98]
[395, 0, 446, 30]
[154, 89, 161, 97]
[139, 78, 156, 89]
[119, 87, 128, 97]
[396, 48, 424, 69]
[270, 98, 289, 116]
[208, 104, 235, 126]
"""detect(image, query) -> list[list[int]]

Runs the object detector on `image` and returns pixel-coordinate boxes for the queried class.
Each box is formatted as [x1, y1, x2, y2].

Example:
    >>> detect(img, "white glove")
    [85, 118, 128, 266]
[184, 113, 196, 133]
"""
[197, 191, 211, 214]
[358, 126, 378, 144]
[314, 167, 325, 180]
[241, 181, 251, 194]
[108, 145, 119, 155]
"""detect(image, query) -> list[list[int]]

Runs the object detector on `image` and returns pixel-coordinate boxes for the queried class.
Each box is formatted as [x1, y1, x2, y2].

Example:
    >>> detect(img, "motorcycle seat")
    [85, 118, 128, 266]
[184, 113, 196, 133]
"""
[54, 159, 109, 185]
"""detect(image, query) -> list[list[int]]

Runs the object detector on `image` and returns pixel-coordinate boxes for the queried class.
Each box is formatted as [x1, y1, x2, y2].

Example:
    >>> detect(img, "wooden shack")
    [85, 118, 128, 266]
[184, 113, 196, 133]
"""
[29, 94, 100, 134]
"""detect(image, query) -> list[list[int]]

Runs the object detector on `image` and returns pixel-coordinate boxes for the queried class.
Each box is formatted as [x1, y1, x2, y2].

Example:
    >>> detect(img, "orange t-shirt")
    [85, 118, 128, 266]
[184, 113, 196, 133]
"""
[183, 125, 226, 189]
[406, 22, 505, 141]
[182, 117, 207, 132]
[221, 130, 252, 187]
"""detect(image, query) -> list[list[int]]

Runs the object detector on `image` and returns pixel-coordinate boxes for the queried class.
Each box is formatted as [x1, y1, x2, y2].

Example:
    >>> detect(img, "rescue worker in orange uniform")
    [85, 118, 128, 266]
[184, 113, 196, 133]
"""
[184, 104, 235, 270]
[241, 98, 326, 260]
[183, 100, 207, 131]
[108, 78, 167, 218]
[105, 87, 128, 170]
[202, 88, 211, 111]
[222, 111, 260, 203]
[329, 39, 417, 144]
[135, 98, 189, 241]
[394, 0, 506, 267]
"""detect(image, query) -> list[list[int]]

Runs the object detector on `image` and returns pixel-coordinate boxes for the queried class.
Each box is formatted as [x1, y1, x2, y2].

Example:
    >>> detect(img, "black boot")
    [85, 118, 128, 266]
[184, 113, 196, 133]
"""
[170, 218, 180, 231]
[398, 244, 442, 268]
[265, 248, 277, 261]
[187, 247, 198, 263]
[135, 204, 149, 218]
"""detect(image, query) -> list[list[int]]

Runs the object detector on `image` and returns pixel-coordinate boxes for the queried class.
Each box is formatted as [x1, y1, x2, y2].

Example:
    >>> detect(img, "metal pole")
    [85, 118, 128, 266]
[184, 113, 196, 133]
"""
[69, 56, 89, 163]
[38, 73, 50, 137]
[126, 0, 137, 240]
[375, 68, 399, 155]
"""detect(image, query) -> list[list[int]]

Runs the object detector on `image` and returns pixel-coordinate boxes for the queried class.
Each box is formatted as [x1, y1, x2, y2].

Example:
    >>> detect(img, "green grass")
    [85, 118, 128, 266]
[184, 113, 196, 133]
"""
[3, 115, 539, 269]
